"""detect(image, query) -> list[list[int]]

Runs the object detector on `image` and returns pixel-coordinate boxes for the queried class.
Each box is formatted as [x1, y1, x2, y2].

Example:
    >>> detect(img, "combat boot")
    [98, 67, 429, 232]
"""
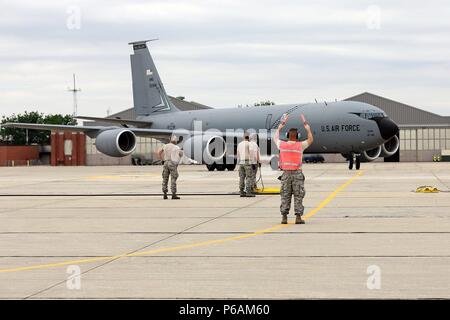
[281, 214, 288, 224]
[172, 195, 180, 200]
[295, 215, 305, 224]
[163, 193, 168, 200]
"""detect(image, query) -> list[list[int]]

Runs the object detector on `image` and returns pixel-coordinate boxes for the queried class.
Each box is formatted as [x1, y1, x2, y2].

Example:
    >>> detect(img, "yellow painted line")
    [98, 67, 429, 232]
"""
[0, 171, 362, 274]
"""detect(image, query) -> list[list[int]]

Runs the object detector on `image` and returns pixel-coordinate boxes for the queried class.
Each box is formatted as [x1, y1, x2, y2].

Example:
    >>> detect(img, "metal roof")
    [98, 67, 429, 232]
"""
[83, 96, 211, 126]
[108, 96, 211, 119]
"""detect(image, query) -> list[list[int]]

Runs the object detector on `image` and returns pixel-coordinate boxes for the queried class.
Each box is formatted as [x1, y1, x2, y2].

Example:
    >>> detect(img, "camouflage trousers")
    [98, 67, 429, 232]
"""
[162, 161, 179, 194]
[280, 170, 305, 216]
[239, 164, 256, 194]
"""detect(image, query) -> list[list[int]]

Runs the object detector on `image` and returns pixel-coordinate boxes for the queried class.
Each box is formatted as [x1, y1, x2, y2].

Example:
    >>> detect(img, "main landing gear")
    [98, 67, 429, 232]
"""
[348, 153, 361, 170]
[206, 162, 236, 171]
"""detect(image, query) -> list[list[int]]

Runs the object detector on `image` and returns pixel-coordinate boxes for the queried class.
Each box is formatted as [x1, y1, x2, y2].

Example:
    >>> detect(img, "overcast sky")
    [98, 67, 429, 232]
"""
[1, 0, 449, 117]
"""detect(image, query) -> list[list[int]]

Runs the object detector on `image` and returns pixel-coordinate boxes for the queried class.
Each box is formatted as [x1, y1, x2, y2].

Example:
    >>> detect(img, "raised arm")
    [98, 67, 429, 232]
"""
[274, 114, 288, 147]
[301, 114, 314, 146]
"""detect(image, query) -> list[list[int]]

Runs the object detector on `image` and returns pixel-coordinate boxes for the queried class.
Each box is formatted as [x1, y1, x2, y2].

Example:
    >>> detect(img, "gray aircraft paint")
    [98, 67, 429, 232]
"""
[2, 40, 398, 159]
[127, 41, 393, 155]
[129, 40, 179, 115]
[142, 101, 385, 154]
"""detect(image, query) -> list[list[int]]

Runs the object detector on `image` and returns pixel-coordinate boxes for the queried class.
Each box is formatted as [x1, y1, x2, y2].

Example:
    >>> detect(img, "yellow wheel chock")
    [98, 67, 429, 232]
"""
[415, 186, 440, 193]
[255, 187, 280, 194]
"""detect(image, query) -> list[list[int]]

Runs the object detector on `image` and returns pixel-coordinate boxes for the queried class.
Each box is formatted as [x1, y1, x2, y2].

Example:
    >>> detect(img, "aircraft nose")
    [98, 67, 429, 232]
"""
[374, 117, 399, 140]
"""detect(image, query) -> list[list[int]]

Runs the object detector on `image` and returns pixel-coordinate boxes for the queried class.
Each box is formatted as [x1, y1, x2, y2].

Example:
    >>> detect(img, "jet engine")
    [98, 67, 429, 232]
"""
[360, 145, 382, 162]
[380, 135, 400, 157]
[95, 129, 137, 157]
[182, 134, 227, 164]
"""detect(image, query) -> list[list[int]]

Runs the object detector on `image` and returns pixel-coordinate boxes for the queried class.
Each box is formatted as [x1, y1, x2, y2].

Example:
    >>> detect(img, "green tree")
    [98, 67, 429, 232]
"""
[0, 112, 77, 145]
[44, 114, 77, 125]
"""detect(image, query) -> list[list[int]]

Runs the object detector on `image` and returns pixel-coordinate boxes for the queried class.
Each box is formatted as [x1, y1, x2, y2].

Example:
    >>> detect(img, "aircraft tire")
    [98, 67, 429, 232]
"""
[206, 164, 216, 171]
[216, 163, 226, 171]
[226, 164, 236, 171]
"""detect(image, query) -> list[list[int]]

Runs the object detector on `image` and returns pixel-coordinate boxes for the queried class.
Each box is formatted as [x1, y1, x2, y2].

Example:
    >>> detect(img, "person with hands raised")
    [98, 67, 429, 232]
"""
[274, 113, 314, 224]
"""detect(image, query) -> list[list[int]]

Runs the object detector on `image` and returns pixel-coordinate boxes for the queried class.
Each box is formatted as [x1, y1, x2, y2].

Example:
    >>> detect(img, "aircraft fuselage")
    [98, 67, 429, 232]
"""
[138, 100, 396, 155]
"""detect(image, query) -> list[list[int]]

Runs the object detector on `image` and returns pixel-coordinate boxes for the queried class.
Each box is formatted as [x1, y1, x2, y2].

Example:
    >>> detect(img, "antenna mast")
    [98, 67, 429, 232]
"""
[68, 74, 81, 117]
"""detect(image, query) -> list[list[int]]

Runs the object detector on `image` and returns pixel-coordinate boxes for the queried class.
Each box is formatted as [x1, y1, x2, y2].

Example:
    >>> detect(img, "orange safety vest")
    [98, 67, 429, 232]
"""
[279, 141, 303, 170]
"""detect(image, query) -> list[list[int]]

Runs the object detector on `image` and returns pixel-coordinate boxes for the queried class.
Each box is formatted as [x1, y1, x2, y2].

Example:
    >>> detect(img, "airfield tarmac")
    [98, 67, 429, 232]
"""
[0, 162, 449, 299]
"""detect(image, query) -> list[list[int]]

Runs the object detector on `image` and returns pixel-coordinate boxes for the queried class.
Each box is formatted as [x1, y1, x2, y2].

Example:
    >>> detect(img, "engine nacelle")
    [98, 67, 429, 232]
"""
[269, 155, 280, 171]
[380, 135, 399, 157]
[361, 145, 382, 162]
[182, 134, 227, 164]
[95, 129, 137, 157]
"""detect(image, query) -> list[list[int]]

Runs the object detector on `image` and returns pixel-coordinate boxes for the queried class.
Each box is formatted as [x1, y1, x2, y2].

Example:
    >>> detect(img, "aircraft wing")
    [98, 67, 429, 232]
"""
[1, 122, 249, 140]
[1, 122, 176, 140]
[75, 116, 152, 127]
[1, 122, 104, 133]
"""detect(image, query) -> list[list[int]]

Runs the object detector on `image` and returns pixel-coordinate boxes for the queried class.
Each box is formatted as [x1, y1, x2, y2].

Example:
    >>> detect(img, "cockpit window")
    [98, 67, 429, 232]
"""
[351, 112, 386, 119]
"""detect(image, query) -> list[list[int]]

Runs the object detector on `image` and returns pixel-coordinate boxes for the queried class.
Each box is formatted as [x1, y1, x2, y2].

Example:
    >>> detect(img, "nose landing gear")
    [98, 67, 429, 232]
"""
[348, 153, 361, 170]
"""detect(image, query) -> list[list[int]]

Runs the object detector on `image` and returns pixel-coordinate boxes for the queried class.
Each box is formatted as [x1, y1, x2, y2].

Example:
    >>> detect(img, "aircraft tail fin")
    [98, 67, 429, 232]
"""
[129, 40, 180, 116]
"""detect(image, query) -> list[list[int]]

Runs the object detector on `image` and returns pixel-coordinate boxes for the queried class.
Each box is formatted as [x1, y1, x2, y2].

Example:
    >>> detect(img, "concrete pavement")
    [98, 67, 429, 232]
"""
[0, 162, 449, 299]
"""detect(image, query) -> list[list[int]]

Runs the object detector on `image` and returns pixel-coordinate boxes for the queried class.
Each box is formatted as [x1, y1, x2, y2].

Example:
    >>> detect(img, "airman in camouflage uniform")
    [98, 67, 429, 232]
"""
[274, 114, 314, 224]
[158, 135, 184, 200]
[237, 132, 260, 197]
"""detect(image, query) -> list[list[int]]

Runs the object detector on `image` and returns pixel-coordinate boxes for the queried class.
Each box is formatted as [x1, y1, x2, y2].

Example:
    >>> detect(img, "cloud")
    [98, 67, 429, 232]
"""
[0, 0, 449, 116]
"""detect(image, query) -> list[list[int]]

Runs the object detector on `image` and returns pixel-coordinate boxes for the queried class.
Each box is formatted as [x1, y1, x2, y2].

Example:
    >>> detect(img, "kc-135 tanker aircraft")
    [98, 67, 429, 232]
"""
[3, 40, 400, 170]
